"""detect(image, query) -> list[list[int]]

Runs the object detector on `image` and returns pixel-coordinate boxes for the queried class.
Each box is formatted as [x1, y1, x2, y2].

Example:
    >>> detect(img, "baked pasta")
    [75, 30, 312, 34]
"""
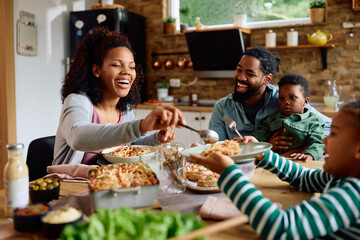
[186, 164, 219, 187]
[89, 162, 158, 191]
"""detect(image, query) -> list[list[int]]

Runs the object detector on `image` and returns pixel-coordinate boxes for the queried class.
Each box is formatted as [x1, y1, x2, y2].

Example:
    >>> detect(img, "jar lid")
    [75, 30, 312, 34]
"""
[6, 143, 24, 150]
[268, 30, 273, 32]
[290, 28, 294, 31]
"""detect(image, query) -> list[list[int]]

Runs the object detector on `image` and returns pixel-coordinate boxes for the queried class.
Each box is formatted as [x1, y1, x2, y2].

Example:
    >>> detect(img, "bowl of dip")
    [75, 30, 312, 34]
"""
[13, 203, 52, 232]
[42, 207, 82, 239]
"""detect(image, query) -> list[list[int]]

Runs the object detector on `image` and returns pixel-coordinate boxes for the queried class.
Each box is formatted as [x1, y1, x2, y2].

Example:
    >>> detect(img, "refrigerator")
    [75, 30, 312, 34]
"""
[69, 8, 147, 100]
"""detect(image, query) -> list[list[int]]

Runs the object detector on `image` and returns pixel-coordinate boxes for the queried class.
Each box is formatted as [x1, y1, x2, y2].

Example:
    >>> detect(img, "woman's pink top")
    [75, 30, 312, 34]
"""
[81, 107, 124, 165]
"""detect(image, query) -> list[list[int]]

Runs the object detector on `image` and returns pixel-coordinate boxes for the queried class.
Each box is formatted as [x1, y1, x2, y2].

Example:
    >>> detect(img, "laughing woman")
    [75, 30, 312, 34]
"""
[53, 27, 186, 165]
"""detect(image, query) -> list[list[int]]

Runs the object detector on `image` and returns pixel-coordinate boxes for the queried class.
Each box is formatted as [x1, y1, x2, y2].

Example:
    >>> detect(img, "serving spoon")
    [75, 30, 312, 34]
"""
[177, 122, 219, 144]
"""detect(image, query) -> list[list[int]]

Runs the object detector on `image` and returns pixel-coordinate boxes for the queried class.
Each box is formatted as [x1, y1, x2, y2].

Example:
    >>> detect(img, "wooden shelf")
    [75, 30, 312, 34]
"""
[256, 44, 335, 69]
[183, 26, 251, 35]
[264, 44, 335, 50]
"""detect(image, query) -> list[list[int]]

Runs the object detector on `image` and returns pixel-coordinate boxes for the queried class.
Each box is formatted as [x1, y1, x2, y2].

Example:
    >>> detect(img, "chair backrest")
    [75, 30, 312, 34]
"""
[26, 136, 56, 181]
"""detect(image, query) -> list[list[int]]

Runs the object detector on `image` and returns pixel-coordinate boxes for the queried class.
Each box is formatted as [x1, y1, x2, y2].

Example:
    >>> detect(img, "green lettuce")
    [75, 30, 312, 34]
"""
[61, 207, 206, 240]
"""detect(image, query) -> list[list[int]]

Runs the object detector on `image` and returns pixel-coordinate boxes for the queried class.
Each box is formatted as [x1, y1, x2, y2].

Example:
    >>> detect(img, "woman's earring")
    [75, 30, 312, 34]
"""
[95, 74, 99, 77]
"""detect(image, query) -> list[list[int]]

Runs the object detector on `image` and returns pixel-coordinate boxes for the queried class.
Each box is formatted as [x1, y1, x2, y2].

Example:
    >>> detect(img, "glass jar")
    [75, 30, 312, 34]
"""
[323, 80, 340, 109]
[160, 142, 186, 194]
[4, 143, 29, 217]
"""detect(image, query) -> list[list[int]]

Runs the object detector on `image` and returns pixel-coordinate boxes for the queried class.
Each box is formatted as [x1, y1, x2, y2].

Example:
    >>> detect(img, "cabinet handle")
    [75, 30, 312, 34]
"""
[195, 117, 199, 121]
[201, 116, 205, 120]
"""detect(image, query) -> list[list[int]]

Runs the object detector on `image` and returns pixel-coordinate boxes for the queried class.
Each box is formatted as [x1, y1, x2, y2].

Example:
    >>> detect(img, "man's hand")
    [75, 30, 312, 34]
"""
[268, 129, 293, 151]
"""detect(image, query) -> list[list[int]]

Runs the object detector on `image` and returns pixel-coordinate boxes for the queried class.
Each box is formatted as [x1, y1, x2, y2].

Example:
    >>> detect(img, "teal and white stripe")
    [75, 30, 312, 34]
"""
[218, 150, 360, 239]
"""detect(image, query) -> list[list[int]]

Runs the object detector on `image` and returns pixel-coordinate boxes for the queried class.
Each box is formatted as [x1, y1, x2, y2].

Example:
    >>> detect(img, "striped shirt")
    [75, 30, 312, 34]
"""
[218, 150, 360, 239]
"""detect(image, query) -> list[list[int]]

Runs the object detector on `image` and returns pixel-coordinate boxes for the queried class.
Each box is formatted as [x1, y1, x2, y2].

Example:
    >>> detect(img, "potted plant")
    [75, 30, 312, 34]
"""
[156, 82, 169, 101]
[309, 0, 326, 24]
[163, 16, 176, 35]
[179, 7, 191, 32]
[234, 1, 260, 27]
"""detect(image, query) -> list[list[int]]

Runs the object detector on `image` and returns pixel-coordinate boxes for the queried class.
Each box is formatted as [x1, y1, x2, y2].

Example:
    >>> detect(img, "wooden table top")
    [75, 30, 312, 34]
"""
[0, 160, 324, 239]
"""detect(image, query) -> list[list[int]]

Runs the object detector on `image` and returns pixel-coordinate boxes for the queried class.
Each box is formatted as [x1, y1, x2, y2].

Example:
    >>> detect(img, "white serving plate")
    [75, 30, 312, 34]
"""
[101, 145, 158, 164]
[180, 142, 272, 163]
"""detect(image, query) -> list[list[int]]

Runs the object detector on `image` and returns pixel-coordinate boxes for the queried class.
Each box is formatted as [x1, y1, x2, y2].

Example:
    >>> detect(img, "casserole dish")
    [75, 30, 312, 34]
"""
[88, 162, 159, 210]
[90, 184, 159, 210]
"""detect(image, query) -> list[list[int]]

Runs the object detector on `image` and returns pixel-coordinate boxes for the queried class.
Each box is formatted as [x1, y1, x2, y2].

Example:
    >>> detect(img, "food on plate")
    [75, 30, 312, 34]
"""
[89, 162, 158, 191]
[186, 164, 213, 181]
[197, 174, 219, 187]
[186, 163, 219, 187]
[43, 207, 82, 224]
[30, 178, 60, 191]
[201, 140, 241, 157]
[109, 145, 150, 157]
[61, 207, 205, 240]
[15, 203, 51, 216]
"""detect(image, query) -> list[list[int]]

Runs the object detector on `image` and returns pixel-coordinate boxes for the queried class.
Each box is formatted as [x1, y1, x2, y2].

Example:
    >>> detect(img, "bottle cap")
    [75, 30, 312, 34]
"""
[6, 143, 24, 151]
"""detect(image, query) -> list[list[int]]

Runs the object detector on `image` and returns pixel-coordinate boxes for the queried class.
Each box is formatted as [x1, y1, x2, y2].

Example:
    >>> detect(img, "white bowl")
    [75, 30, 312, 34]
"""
[101, 145, 158, 164]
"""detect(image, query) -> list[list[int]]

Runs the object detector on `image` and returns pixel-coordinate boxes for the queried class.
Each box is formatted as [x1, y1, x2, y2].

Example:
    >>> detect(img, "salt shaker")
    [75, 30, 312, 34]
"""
[265, 30, 276, 47]
[287, 28, 298, 46]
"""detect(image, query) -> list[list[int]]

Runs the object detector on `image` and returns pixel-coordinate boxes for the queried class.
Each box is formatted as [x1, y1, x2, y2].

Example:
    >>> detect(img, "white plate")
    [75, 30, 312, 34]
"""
[180, 142, 272, 163]
[101, 145, 158, 164]
[177, 168, 220, 193]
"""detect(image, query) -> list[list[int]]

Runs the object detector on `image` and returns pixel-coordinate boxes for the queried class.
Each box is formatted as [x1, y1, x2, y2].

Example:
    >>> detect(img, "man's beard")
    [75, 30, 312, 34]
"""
[232, 80, 262, 103]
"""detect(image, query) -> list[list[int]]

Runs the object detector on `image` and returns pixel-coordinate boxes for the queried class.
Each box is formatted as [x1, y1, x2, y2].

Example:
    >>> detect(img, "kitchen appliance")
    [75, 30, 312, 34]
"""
[69, 8, 147, 100]
[185, 28, 250, 78]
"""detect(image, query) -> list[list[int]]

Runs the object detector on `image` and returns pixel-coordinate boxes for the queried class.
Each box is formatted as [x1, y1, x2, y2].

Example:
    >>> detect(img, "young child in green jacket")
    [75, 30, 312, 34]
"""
[237, 74, 325, 161]
[188, 100, 360, 239]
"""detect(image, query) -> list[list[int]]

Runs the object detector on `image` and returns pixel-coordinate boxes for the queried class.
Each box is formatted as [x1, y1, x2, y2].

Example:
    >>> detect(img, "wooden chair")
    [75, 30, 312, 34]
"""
[26, 136, 55, 181]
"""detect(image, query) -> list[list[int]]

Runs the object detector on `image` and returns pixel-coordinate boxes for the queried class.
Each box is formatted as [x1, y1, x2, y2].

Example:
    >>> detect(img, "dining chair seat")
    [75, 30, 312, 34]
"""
[26, 136, 56, 181]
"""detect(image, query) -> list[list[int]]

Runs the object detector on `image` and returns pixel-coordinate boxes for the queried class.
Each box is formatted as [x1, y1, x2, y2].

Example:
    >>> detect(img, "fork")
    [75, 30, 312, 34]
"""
[223, 115, 243, 138]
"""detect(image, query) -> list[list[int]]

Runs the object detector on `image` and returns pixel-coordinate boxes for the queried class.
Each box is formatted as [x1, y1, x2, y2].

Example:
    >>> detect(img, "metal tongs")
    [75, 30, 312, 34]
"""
[223, 115, 243, 138]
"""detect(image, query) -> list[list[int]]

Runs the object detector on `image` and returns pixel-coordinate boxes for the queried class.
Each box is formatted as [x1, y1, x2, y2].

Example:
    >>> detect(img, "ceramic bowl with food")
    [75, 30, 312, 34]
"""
[42, 207, 83, 239]
[13, 203, 52, 232]
[101, 145, 158, 164]
[29, 178, 60, 203]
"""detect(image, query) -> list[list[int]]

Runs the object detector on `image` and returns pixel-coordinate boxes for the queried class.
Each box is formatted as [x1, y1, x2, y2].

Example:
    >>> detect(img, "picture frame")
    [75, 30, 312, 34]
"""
[353, 0, 360, 11]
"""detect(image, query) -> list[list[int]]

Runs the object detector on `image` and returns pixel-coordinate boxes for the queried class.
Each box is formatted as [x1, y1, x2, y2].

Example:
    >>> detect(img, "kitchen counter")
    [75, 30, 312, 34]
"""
[135, 103, 214, 112]
[135, 102, 337, 117]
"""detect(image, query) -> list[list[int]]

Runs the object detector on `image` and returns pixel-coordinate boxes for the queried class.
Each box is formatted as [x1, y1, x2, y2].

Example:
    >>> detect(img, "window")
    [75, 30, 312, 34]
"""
[169, 0, 312, 29]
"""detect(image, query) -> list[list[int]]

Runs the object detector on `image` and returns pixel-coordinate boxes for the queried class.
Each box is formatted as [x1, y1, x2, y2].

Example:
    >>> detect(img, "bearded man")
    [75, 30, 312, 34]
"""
[209, 47, 331, 152]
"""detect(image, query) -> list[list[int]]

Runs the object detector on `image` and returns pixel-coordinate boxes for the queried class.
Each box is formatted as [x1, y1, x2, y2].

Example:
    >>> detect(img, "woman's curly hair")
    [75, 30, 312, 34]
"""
[61, 26, 143, 111]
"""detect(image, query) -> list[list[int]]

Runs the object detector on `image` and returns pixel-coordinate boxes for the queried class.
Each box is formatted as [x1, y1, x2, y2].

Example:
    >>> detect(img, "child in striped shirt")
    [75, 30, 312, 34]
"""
[188, 100, 360, 239]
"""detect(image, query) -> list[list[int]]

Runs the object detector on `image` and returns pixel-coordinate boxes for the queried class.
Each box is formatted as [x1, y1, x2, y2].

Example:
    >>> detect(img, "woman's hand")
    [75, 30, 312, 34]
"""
[290, 153, 313, 162]
[140, 105, 186, 132]
[157, 127, 176, 143]
[187, 152, 234, 174]
[268, 129, 293, 151]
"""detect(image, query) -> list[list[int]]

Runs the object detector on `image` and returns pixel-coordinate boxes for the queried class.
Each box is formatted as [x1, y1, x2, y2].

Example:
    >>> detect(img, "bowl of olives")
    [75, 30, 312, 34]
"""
[29, 178, 60, 203]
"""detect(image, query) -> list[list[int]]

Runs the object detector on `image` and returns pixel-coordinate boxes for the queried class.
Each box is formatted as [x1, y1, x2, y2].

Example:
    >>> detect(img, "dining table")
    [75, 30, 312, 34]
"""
[0, 159, 324, 240]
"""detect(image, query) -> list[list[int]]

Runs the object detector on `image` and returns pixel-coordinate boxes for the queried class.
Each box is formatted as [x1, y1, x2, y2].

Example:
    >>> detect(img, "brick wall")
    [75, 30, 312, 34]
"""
[116, 0, 360, 102]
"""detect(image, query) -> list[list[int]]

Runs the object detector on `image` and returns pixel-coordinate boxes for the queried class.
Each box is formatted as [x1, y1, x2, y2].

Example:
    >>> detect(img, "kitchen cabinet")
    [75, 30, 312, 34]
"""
[133, 109, 212, 147]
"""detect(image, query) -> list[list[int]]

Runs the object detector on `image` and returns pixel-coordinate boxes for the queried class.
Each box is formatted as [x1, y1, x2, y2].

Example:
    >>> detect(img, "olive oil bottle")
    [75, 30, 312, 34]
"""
[4, 143, 29, 217]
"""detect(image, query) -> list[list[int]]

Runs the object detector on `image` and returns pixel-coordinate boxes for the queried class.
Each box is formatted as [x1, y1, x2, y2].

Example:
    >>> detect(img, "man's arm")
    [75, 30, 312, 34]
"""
[208, 101, 228, 141]
[305, 104, 331, 136]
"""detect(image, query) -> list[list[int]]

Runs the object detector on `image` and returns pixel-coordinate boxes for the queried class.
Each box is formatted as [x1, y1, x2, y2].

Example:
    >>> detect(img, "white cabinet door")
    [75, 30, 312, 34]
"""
[174, 111, 202, 147]
[133, 109, 151, 120]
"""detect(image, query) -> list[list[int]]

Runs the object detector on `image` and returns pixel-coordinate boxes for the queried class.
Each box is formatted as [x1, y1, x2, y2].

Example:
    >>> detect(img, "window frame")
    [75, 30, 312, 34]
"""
[170, 0, 311, 30]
